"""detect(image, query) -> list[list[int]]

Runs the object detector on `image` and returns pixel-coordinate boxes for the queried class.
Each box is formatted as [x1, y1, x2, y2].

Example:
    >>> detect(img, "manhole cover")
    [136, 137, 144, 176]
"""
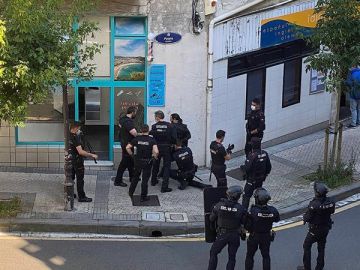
[165, 212, 188, 223]
[142, 211, 165, 222]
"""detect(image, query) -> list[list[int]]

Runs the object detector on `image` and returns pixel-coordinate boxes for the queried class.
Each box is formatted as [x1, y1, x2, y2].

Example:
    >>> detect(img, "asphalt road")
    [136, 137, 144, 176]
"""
[0, 203, 359, 270]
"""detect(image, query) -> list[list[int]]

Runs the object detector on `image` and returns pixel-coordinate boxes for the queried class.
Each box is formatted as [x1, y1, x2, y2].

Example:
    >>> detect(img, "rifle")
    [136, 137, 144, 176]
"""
[80, 131, 97, 164]
[85, 140, 97, 164]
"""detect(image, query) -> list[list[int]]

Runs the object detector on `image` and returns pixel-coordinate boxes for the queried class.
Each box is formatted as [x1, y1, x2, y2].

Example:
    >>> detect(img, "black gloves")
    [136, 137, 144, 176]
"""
[226, 144, 235, 154]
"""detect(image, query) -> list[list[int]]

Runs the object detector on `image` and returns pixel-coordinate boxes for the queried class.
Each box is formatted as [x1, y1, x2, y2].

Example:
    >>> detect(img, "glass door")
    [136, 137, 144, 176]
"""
[78, 87, 111, 160]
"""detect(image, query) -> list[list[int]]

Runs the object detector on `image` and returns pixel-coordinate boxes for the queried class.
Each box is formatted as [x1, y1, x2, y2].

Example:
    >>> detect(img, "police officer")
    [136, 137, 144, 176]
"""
[170, 113, 191, 147]
[69, 121, 98, 203]
[244, 188, 280, 270]
[245, 98, 265, 157]
[297, 182, 335, 270]
[150, 110, 177, 193]
[170, 140, 212, 190]
[126, 124, 159, 202]
[210, 130, 233, 187]
[242, 137, 271, 210]
[114, 106, 138, 187]
[208, 186, 247, 270]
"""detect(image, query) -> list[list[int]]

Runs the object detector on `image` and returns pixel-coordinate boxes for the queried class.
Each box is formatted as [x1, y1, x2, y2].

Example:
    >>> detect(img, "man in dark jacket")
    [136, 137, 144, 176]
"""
[242, 137, 271, 210]
[208, 186, 247, 270]
[114, 106, 138, 187]
[245, 188, 280, 270]
[150, 110, 177, 193]
[170, 113, 191, 147]
[245, 98, 265, 157]
[297, 182, 335, 270]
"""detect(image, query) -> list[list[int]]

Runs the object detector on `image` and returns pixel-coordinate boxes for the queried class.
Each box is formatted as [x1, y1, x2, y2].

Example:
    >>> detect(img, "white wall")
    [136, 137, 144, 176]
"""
[211, 58, 331, 150]
[18, 123, 63, 142]
[83, 16, 111, 77]
[147, 33, 208, 165]
[211, 61, 247, 152]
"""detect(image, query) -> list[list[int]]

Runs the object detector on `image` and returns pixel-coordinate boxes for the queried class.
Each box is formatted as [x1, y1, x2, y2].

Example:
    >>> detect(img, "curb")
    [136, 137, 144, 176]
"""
[1, 181, 360, 237]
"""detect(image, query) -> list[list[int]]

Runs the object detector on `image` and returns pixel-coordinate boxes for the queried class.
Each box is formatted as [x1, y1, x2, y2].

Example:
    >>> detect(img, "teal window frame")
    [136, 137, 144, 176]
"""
[16, 16, 148, 163]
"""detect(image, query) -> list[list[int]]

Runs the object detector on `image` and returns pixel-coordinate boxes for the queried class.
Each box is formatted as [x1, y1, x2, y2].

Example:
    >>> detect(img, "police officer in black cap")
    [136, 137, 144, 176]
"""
[114, 106, 138, 187]
[126, 124, 159, 202]
[150, 110, 177, 193]
[207, 186, 247, 270]
[170, 140, 212, 190]
[210, 130, 233, 187]
[297, 182, 335, 270]
[69, 121, 98, 203]
[242, 137, 271, 210]
[245, 98, 265, 157]
[244, 188, 280, 270]
[170, 113, 191, 147]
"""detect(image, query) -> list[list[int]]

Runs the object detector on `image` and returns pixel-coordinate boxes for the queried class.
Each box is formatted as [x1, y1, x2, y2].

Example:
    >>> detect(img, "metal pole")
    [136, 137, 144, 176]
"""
[63, 84, 74, 211]
[324, 127, 330, 169]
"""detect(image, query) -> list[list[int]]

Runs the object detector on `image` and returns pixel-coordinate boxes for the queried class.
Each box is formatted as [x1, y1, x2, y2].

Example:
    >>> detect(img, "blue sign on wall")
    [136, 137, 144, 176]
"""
[148, 65, 166, 107]
[155, 32, 182, 44]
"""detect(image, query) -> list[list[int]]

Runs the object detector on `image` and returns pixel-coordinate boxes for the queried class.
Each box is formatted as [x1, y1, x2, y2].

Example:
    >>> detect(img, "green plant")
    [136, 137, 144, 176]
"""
[0, 197, 21, 218]
[305, 159, 355, 189]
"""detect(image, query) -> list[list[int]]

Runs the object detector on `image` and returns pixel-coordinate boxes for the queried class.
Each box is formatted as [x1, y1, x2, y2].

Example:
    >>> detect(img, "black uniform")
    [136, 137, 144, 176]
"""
[170, 146, 211, 189]
[245, 110, 265, 156]
[245, 205, 280, 270]
[302, 196, 335, 270]
[69, 132, 86, 199]
[128, 135, 157, 198]
[150, 121, 177, 190]
[210, 141, 228, 187]
[208, 198, 247, 270]
[172, 122, 191, 147]
[242, 150, 271, 210]
[115, 116, 136, 185]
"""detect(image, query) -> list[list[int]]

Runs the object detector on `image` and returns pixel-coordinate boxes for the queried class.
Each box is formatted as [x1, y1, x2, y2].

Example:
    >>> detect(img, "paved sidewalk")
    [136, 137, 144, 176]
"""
[1, 126, 360, 235]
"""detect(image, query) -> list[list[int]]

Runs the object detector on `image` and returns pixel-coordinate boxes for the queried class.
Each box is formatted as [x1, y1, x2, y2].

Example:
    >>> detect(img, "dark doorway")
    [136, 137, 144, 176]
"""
[79, 87, 110, 160]
[340, 92, 351, 120]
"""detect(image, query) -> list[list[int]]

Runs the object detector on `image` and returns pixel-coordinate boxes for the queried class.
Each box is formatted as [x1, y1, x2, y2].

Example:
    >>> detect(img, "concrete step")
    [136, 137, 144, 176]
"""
[84, 160, 114, 171]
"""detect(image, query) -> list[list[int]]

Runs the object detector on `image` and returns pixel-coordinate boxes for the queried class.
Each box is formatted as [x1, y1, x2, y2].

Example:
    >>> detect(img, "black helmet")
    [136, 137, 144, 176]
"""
[314, 182, 328, 197]
[254, 188, 271, 205]
[226, 186, 243, 202]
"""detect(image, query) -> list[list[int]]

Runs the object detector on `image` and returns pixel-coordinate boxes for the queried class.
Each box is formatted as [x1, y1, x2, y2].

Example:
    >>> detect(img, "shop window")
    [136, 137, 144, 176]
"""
[17, 87, 74, 143]
[114, 39, 146, 81]
[113, 17, 147, 82]
[283, 58, 302, 108]
[115, 17, 145, 36]
[114, 88, 145, 142]
[246, 69, 266, 118]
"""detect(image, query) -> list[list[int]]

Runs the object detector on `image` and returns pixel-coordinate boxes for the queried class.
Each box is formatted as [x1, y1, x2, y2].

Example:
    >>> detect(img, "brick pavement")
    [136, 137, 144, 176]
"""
[0, 125, 359, 226]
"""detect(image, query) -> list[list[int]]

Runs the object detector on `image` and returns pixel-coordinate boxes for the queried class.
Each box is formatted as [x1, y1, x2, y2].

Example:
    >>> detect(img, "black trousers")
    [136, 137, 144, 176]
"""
[129, 160, 152, 197]
[151, 145, 171, 189]
[72, 160, 86, 199]
[212, 164, 227, 187]
[245, 232, 272, 270]
[242, 181, 263, 210]
[208, 231, 240, 270]
[245, 134, 263, 157]
[115, 145, 134, 184]
[303, 227, 329, 270]
[169, 169, 211, 189]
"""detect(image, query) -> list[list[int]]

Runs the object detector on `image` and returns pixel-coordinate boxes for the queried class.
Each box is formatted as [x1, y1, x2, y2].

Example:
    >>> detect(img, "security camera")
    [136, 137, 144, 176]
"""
[211, 0, 217, 7]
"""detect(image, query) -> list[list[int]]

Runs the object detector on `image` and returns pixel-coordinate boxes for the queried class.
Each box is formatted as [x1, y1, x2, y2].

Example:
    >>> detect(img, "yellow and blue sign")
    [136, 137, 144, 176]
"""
[261, 9, 320, 48]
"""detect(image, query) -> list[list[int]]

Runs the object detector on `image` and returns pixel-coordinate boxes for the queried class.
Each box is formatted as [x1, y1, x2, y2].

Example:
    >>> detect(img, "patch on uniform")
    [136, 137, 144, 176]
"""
[131, 195, 160, 206]
[226, 168, 246, 181]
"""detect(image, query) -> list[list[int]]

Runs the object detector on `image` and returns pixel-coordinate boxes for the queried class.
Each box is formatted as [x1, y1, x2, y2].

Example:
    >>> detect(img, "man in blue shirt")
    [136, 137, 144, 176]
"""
[346, 67, 360, 128]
